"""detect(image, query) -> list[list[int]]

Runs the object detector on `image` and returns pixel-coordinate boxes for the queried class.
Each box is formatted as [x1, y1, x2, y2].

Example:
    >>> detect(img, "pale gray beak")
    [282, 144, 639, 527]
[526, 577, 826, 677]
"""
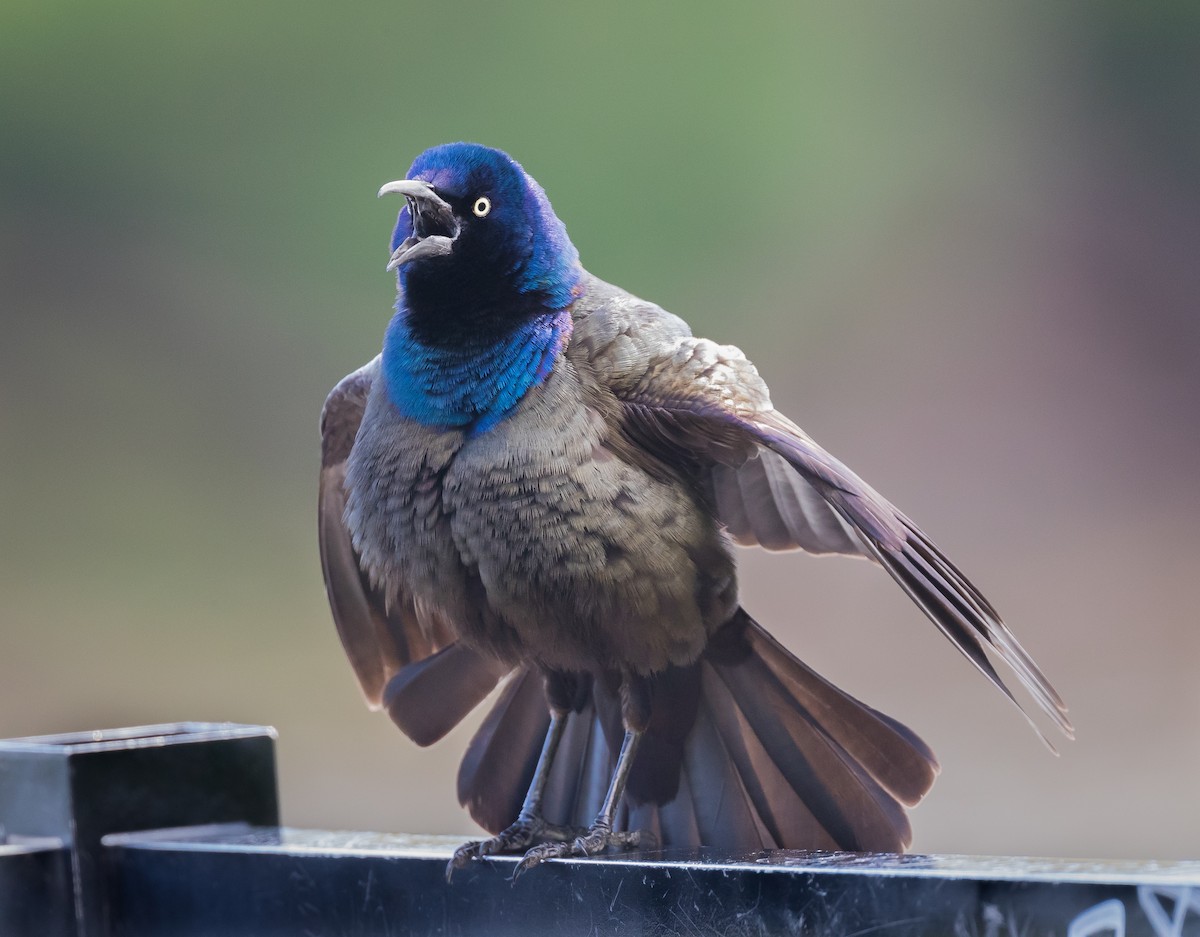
[378, 179, 460, 270]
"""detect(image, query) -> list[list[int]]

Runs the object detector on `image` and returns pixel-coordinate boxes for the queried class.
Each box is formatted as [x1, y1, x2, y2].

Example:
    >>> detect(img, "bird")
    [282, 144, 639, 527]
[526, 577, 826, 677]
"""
[318, 142, 1072, 877]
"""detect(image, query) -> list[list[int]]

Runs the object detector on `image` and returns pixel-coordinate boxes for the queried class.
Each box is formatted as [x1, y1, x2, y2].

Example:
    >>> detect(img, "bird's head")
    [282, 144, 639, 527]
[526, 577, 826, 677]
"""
[379, 143, 582, 316]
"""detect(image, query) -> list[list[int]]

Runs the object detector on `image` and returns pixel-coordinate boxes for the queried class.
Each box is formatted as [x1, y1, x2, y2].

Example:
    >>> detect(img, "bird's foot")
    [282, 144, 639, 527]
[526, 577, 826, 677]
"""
[511, 821, 654, 878]
[446, 815, 586, 880]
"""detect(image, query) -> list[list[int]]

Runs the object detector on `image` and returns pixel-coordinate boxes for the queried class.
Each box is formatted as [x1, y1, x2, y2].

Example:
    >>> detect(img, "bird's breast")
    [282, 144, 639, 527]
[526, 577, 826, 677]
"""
[441, 371, 737, 672]
[347, 365, 736, 673]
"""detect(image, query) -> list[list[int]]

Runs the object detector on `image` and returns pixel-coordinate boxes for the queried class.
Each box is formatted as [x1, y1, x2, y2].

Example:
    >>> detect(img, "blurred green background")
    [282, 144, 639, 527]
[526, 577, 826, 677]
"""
[3, 2, 1199, 860]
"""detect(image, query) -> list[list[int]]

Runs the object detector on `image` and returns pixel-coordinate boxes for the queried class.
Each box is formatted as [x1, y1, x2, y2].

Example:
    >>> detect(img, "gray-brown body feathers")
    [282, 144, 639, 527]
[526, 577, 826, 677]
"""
[320, 273, 1069, 853]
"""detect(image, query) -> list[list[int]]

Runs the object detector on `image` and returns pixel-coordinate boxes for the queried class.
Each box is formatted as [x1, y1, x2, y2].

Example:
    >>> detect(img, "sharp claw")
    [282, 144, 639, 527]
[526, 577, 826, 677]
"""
[446, 838, 491, 883]
[510, 854, 538, 881]
[445, 849, 470, 882]
[512, 842, 558, 879]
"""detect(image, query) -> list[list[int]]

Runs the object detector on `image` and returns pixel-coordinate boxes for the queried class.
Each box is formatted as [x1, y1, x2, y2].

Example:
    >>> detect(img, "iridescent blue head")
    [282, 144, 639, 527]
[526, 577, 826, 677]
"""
[382, 142, 582, 320]
[378, 143, 583, 432]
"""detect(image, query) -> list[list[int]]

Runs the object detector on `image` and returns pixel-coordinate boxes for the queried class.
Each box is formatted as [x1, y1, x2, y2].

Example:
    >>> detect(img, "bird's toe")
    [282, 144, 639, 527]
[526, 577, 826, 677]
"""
[510, 824, 655, 878]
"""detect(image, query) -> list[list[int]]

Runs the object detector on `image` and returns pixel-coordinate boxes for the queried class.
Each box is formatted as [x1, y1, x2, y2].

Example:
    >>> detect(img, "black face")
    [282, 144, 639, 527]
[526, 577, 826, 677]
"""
[380, 143, 581, 340]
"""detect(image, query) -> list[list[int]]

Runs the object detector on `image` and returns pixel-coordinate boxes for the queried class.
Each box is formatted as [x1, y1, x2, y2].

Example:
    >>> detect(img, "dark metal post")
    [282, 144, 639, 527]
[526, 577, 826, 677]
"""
[0, 835, 74, 937]
[0, 722, 279, 937]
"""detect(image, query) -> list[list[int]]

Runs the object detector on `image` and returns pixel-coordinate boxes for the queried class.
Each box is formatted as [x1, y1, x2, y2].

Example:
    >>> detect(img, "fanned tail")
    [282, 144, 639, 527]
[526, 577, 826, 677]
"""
[457, 609, 938, 852]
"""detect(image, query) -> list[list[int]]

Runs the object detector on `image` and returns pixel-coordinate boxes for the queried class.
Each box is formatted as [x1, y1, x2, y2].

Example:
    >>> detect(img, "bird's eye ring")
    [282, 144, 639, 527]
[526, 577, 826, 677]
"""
[472, 196, 491, 218]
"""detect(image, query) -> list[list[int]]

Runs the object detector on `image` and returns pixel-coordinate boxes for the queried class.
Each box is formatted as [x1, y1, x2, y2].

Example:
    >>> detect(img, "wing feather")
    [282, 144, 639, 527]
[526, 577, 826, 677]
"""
[586, 322, 1072, 743]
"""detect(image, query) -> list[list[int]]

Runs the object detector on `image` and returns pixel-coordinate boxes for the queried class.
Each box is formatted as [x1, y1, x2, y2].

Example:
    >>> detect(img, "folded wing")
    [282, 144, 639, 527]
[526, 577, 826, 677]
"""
[319, 359, 507, 744]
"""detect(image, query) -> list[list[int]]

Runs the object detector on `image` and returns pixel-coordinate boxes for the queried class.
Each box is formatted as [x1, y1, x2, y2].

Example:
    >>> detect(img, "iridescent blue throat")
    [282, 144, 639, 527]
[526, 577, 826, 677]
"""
[382, 307, 573, 434]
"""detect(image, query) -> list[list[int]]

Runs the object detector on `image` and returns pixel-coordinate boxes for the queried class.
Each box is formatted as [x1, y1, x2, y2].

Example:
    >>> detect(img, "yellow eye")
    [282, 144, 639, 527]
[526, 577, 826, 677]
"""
[472, 196, 491, 218]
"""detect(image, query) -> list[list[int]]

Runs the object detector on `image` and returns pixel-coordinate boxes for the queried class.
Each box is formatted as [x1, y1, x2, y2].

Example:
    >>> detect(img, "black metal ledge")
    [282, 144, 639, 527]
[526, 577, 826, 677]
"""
[104, 825, 1200, 937]
[0, 836, 74, 937]
[5, 723, 1200, 937]
[0, 722, 279, 937]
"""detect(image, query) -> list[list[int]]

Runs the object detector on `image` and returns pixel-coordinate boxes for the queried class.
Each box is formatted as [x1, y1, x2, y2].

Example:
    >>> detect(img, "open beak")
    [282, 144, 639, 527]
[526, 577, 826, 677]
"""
[378, 179, 459, 270]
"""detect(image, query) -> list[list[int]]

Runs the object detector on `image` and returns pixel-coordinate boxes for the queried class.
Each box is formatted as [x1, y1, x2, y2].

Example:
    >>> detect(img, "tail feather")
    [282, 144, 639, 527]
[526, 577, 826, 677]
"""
[744, 622, 938, 807]
[624, 797, 664, 849]
[681, 694, 773, 850]
[456, 609, 937, 852]
[457, 667, 549, 833]
[541, 698, 611, 829]
[698, 665, 837, 850]
[656, 760, 704, 846]
[711, 647, 913, 850]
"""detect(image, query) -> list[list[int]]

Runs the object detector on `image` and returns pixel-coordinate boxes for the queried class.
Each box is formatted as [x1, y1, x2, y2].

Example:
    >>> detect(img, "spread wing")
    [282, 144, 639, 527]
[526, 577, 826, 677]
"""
[591, 322, 1073, 747]
[319, 359, 507, 745]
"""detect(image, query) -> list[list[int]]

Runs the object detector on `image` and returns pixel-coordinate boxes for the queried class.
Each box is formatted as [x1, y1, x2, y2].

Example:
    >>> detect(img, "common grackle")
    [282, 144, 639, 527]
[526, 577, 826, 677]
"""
[319, 142, 1072, 876]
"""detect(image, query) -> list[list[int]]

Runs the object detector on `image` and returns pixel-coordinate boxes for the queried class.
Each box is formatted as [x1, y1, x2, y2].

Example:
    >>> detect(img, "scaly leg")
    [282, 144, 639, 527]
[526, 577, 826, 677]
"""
[512, 726, 653, 876]
[447, 708, 585, 879]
